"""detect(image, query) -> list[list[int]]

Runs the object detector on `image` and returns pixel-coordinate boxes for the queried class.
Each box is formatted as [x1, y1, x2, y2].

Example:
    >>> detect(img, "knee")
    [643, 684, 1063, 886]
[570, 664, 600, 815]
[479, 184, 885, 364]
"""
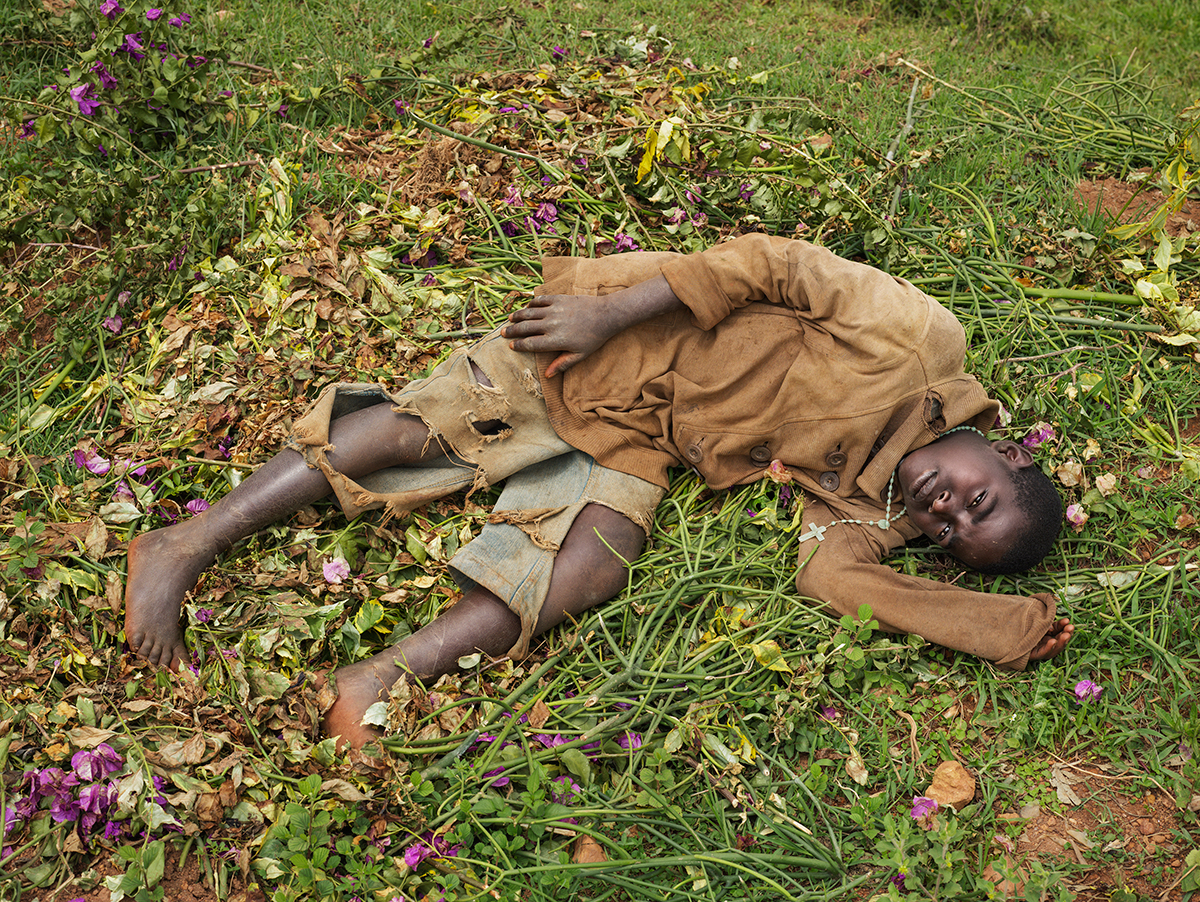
[554, 504, 644, 596]
[573, 503, 645, 563]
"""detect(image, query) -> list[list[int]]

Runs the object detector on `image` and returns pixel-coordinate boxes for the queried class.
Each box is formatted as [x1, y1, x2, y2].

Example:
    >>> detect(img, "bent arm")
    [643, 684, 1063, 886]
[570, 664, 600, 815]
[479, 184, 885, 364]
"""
[503, 274, 685, 377]
[794, 500, 1058, 671]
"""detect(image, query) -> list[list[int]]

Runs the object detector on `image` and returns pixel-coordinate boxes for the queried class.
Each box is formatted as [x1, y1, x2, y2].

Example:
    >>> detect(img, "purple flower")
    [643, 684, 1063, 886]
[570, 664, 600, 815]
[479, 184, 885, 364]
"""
[421, 273, 437, 287]
[535, 733, 567, 749]
[74, 448, 111, 475]
[502, 185, 523, 206]
[217, 436, 235, 459]
[276, 103, 289, 119]
[20, 119, 36, 139]
[403, 832, 459, 869]
[151, 775, 168, 807]
[103, 820, 124, 841]
[78, 782, 117, 833]
[169, 12, 191, 26]
[100, 0, 124, 19]
[612, 233, 640, 253]
[1065, 503, 1088, 529]
[550, 775, 582, 805]
[910, 795, 938, 829]
[616, 731, 642, 750]
[102, 315, 123, 333]
[1022, 422, 1056, 450]
[323, 557, 350, 584]
[70, 84, 101, 116]
[195, 608, 213, 623]
[1074, 679, 1102, 702]
[122, 459, 148, 478]
[393, 99, 411, 115]
[535, 201, 558, 223]
[146, 7, 162, 19]
[818, 704, 839, 721]
[50, 792, 81, 824]
[482, 766, 510, 787]
[120, 33, 145, 59]
[738, 183, 754, 202]
[891, 871, 907, 888]
[90, 61, 118, 91]
[552, 46, 567, 59]
[422, 35, 435, 48]
[71, 744, 123, 782]
[185, 498, 210, 515]
[11, 793, 37, 820]
[113, 480, 135, 500]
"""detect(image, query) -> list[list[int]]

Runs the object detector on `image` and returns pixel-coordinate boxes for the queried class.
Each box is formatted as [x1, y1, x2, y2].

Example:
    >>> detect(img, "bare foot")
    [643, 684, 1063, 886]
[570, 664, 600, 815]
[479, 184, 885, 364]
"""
[1028, 617, 1074, 662]
[124, 525, 216, 670]
[323, 660, 393, 751]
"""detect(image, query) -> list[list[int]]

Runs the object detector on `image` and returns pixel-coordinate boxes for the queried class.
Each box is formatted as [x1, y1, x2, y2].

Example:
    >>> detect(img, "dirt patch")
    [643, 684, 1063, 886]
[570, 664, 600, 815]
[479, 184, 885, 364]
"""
[52, 845, 265, 902]
[1074, 173, 1200, 237]
[998, 782, 1187, 900]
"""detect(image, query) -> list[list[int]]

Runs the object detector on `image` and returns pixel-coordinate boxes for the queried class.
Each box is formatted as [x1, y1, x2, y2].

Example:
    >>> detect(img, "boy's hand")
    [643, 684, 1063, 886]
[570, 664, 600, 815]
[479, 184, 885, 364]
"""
[1028, 617, 1074, 662]
[503, 274, 685, 378]
[503, 294, 624, 377]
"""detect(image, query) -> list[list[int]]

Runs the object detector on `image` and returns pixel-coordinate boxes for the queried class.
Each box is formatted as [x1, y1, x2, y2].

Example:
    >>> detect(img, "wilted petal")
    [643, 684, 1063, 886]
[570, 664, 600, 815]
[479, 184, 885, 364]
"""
[323, 557, 350, 584]
[1065, 503, 1088, 529]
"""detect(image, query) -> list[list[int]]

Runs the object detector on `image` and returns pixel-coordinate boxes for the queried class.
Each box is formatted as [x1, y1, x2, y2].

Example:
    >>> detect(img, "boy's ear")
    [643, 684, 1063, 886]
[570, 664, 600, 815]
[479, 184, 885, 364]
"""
[991, 439, 1035, 469]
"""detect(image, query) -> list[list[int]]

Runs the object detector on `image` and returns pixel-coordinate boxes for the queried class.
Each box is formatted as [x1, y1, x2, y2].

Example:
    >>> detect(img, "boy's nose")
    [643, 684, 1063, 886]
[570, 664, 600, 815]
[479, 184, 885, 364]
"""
[929, 491, 953, 513]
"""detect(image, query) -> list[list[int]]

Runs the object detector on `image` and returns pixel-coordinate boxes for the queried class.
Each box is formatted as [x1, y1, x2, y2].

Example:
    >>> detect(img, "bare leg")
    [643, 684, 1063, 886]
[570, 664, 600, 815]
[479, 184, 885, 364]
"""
[323, 503, 646, 750]
[124, 402, 438, 669]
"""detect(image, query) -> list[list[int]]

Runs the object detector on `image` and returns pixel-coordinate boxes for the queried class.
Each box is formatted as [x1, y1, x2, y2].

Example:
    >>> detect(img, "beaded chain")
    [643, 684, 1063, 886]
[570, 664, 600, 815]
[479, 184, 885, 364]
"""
[796, 423, 986, 543]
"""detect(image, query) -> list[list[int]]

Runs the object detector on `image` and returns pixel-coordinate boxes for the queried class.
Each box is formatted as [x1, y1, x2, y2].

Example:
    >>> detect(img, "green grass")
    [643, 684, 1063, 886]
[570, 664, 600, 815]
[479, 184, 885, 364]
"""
[2, 0, 1200, 900]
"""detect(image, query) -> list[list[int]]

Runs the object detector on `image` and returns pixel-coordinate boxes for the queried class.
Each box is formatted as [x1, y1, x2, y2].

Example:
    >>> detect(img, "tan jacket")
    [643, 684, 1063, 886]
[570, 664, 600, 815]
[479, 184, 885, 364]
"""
[536, 234, 1056, 669]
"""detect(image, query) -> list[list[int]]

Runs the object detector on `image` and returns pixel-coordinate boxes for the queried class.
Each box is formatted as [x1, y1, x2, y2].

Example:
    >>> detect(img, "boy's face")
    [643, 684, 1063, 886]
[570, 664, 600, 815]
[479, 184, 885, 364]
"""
[896, 434, 1035, 570]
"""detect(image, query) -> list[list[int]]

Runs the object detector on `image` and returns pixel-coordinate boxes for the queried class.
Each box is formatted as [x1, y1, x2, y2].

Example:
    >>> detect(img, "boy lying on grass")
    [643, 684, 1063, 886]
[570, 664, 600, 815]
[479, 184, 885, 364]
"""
[124, 234, 1074, 750]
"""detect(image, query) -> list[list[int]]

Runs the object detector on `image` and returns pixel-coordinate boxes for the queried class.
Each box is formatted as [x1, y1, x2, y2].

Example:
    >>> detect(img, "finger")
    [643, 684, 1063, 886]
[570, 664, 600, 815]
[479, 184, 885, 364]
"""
[507, 305, 548, 324]
[503, 319, 552, 341]
[544, 352, 583, 378]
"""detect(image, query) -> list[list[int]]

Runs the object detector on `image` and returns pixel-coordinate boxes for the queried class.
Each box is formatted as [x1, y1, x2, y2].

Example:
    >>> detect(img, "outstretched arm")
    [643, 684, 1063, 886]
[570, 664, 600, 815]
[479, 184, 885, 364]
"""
[794, 497, 1065, 671]
[502, 274, 685, 377]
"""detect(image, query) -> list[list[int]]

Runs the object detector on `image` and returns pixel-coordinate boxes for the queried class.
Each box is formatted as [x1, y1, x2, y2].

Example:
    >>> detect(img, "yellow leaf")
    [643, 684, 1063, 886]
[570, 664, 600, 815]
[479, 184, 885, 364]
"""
[636, 125, 658, 184]
[749, 639, 793, 673]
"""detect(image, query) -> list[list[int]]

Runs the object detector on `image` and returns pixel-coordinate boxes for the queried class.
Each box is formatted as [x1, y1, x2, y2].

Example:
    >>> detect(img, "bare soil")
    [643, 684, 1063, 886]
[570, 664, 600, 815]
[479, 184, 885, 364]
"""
[1074, 173, 1200, 237]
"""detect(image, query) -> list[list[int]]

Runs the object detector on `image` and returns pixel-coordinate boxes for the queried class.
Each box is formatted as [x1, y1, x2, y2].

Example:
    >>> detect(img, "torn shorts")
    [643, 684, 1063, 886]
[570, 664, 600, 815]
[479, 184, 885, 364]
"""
[287, 328, 664, 658]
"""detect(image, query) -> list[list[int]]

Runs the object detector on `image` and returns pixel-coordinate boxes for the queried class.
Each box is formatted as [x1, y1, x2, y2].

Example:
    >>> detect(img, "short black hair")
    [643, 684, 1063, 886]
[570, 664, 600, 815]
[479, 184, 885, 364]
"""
[973, 466, 1063, 575]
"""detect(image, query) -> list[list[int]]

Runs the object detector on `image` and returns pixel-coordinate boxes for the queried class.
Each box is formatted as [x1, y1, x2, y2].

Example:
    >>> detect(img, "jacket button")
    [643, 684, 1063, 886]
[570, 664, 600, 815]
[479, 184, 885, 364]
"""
[825, 451, 847, 468]
[750, 444, 771, 464]
[819, 471, 840, 491]
[686, 444, 703, 463]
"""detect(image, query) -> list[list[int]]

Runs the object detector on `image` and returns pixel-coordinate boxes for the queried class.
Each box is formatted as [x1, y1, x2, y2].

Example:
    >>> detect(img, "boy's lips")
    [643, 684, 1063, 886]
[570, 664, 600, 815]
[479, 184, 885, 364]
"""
[909, 470, 937, 504]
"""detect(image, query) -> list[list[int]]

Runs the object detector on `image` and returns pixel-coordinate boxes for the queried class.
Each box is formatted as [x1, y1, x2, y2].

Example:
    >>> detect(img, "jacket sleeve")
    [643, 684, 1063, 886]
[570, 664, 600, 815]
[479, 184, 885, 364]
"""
[793, 497, 1057, 671]
[658, 233, 932, 343]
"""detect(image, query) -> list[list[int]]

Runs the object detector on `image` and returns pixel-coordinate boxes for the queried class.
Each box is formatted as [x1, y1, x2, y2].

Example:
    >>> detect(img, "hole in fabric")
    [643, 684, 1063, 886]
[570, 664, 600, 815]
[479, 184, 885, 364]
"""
[473, 419, 510, 436]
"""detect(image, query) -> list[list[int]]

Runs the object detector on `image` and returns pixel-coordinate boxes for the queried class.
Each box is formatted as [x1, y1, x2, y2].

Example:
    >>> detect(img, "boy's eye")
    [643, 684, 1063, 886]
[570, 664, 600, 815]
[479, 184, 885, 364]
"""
[969, 491, 985, 508]
[937, 525, 950, 541]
